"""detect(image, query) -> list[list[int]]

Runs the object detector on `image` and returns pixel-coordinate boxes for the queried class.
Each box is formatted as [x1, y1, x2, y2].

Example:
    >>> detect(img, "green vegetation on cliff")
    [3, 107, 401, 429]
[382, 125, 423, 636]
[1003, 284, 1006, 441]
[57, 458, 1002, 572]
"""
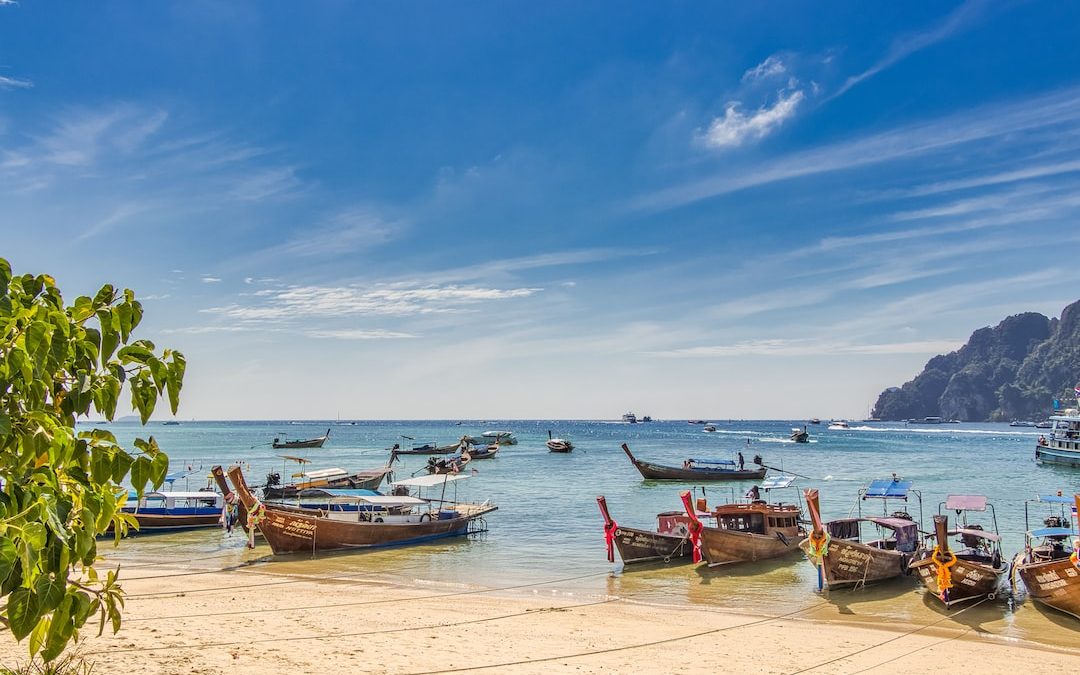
[873, 300, 1080, 421]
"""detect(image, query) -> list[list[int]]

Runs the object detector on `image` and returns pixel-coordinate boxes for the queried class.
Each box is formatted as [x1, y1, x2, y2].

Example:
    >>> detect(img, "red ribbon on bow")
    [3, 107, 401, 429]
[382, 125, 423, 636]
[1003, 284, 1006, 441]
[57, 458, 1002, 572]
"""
[679, 491, 704, 563]
[603, 519, 619, 563]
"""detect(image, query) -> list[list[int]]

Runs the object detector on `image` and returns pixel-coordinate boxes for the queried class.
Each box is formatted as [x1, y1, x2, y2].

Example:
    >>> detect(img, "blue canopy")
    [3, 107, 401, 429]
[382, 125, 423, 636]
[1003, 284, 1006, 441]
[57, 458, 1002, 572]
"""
[864, 479, 912, 499]
[1029, 526, 1076, 539]
[1037, 494, 1076, 504]
[688, 459, 735, 466]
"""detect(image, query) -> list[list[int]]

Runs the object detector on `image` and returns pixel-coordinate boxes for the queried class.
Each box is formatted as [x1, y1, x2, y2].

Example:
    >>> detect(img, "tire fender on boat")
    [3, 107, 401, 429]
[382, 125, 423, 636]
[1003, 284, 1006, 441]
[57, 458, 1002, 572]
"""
[420, 513, 432, 523]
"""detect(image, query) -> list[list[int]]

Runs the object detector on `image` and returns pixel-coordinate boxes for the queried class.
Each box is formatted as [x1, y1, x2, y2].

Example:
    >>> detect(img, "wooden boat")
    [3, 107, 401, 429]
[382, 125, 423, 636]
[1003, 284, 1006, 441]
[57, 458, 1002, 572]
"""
[272, 428, 330, 449]
[211, 465, 249, 534]
[226, 466, 497, 555]
[596, 495, 697, 564]
[261, 454, 394, 499]
[801, 478, 922, 590]
[425, 450, 471, 475]
[546, 430, 573, 453]
[620, 443, 766, 481]
[482, 431, 517, 445]
[909, 497, 1006, 607]
[682, 476, 804, 566]
[1014, 494, 1080, 620]
[790, 426, 809, 443]
[120, 490, 224, 533]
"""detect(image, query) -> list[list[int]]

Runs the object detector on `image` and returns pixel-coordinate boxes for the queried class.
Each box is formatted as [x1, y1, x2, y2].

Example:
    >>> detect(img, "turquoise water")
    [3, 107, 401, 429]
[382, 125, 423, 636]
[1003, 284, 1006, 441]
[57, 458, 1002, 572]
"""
[94, 419, 1080, 649]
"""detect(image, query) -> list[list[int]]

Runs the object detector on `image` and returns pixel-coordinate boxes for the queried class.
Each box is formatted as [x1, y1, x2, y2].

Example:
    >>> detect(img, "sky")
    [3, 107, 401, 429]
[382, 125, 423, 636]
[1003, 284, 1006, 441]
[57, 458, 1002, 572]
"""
[2, 1, 1079, 420]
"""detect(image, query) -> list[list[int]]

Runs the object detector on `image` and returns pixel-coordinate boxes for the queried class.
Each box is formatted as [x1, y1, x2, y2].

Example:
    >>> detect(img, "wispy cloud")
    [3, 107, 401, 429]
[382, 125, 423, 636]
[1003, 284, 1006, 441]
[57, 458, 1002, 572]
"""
[742, 55, 787, 82]
[834, 0, 990, 98]
[0, 75, 31, 90]
[634, 85, 1080, 213]
[305, 329, 418, 340]
[202, 283, 542, 322]
[201, 276, 222, 284]
[250, 206, 404, 260]
[699, 89, 804, 149]
[649, 338, 964, 358]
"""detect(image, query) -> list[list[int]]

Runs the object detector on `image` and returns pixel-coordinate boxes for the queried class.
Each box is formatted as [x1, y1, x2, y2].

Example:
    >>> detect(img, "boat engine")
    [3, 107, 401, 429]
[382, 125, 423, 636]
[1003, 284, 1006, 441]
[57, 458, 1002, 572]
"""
[265, 471, 281, 487]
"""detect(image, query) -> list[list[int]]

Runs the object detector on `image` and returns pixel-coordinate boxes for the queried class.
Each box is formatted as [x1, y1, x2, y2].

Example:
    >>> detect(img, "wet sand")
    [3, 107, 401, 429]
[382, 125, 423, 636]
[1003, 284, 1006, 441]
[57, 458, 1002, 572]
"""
[1, 553, 1076, 674]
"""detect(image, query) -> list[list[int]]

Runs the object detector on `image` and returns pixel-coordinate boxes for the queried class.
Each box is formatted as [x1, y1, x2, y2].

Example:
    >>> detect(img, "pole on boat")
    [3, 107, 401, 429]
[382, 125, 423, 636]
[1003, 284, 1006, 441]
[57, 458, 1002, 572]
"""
[804, 488, 828, 592]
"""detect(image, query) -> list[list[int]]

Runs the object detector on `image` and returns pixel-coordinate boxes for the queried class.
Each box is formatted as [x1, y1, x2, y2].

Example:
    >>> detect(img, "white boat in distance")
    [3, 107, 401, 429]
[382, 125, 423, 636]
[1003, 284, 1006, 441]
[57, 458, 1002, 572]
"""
[827, 420, 851, 430]
[622, 412, 638, 423]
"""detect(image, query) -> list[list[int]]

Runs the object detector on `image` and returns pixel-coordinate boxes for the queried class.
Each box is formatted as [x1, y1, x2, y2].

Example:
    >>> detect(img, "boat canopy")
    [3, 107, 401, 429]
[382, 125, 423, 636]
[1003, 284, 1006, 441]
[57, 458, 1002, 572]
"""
[864, 479, 912, 499]
[297, 488, 379, 498]
[761, 475, 796, 490]
[481, 430, 513, 437]
[301, 468, 348, 480]
[392, 473, 470, 488]
[688, 459, 735, 466]
[278, 455, 310, 463]
[1036, 494, 1077, 504]
[927, 528, 1001, 542]
[945, 494, 987, 511]
[866, 516, 916, 530]
[1029, 526, 1075, 539]
[163, 470, 196, 484]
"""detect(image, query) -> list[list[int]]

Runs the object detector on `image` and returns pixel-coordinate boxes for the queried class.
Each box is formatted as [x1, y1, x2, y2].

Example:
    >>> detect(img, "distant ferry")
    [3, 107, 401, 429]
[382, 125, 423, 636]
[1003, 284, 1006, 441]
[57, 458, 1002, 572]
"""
[622, 412, 638, 424]
[1010, 420, 1037, 427]
[908, 417, 943, 424]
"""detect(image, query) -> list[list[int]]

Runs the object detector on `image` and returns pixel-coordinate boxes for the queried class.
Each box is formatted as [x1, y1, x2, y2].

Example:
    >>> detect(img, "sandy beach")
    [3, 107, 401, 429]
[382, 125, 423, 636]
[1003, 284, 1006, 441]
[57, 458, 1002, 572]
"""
[3, 551, 1077, 675]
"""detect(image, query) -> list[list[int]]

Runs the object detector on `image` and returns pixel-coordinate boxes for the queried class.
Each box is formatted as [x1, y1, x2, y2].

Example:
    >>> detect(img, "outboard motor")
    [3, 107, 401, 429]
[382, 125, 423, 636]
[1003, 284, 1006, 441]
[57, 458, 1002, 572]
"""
[265, 471, 281, 487]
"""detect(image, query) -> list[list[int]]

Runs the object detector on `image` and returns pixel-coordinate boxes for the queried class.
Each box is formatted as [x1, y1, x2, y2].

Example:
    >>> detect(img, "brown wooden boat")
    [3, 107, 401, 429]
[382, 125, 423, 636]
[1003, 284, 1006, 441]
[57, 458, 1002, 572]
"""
[1015, 494, 1080, 620]
[596, 496, 696, 564]
[801, 480, 922, 590]
[547, 430, 573, 453]
[621, 443, 766, 481]
[682, 479, 804, 566]
[272, 428, 330, 449]
[211, 465, 249, 534]
[261, 454, 395, 499]
[227, 465, 497, 555]
[909, 509, 1005, 607]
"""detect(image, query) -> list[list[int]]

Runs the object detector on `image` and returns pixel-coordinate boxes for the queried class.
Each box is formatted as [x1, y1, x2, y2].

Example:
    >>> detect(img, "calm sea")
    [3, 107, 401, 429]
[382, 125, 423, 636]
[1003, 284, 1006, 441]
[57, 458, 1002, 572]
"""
[93, 419, 1080, 649]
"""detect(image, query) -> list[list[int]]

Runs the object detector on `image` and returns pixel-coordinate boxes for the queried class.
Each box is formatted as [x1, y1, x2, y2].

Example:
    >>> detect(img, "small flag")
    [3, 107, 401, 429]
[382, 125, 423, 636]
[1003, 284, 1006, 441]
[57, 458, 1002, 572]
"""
[1054, 399, 1061, 410]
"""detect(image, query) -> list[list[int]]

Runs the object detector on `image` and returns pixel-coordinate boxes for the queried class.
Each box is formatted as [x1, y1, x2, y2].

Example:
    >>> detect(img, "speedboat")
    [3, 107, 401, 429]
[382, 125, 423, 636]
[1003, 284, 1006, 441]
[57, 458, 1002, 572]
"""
[1010, 420, 1037, 427]
[703, 424, 717, 432]
[827, 420, 850, 430]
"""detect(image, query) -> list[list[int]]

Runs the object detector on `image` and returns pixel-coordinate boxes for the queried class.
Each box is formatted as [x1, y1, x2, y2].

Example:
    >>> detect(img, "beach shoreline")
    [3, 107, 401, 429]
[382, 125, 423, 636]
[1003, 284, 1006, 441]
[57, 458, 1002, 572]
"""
[2, 554, 1076, 675]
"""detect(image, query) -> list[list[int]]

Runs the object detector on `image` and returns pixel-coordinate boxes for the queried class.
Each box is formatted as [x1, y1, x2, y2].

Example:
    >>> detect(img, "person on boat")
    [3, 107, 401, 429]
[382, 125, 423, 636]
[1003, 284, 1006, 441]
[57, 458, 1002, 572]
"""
[737, 452, 745, 470]
[745, 485, 761, 501]
[683, 460, 692, 469]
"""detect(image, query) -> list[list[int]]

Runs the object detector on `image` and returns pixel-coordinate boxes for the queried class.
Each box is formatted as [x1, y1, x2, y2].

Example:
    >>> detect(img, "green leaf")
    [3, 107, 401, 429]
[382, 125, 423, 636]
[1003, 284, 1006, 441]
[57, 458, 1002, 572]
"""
[150, 452, 169, 489]
[8, 588, 40, 641]
[22, 522, 46, 550]
[130, 456, 152, 497]
[28, 614, 48, 658]
[0, 538, 18, 585]
[42, 595, 71, 662]
[34, 575, 64, 612]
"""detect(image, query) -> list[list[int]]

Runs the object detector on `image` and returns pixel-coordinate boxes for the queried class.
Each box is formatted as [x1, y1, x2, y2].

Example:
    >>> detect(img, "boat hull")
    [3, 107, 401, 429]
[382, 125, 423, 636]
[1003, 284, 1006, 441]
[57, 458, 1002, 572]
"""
[800, 538, 909, 588]
[700, 527, 800, 566]
[125, 512, 222, 533]
[612, 526, 692, 564]
[1035, 443, 1080, 467]
[632, 462, 765, 481]
[1017, 557, 1080, 620]
[909, 555, 1005, 606]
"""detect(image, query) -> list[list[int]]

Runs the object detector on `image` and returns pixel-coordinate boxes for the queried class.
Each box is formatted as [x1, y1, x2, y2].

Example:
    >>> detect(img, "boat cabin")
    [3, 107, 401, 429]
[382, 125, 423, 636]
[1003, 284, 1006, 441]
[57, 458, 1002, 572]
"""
[125, 490, 223, 515]
[839, 477, 923, 552]
[709, 474, 801, 538]
[1023, 494, 1077, 563]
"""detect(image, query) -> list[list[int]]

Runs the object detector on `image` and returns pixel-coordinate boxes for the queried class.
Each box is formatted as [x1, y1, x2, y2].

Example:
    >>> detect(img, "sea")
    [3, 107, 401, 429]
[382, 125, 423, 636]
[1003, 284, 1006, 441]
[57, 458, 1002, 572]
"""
[92, 418, 1080, 651]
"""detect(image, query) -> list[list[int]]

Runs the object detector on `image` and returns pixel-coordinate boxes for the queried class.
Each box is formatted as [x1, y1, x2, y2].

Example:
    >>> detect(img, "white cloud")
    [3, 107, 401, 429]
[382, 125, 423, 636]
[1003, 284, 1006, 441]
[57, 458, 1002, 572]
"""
[202, 283, 543, 322]
[742, 55, 786, 82]
[0, 75, 31, 89]
[201, 276, 222, 283]
[305, 329, 418, 340]
[834, 0, 989, 98]
[699, 89, 804, 149]
[649, 338, 964, 358]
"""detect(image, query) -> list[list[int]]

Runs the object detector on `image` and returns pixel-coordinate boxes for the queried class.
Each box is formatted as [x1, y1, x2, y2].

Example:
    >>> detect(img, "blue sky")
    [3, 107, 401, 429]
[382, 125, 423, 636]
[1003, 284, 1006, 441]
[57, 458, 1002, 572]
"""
[2, 1, 1079, 420]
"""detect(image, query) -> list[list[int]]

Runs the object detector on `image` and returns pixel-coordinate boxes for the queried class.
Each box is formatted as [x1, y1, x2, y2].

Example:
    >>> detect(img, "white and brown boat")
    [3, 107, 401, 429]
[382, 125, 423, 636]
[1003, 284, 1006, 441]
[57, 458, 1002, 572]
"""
[226, 465, 497, 555]
[909, 498, 1006, 607]
[271, 428, 331, 449]
[1014, 494, 1080, 620]
[682, 476, 804, 566]
[801, 478, 922, 591]
[119, 490, 224, 533]
[621, 443, 766, 481]
[546, 430, 574, 453]
[596, 495, 700, 564]
[261, 454, 395, 499]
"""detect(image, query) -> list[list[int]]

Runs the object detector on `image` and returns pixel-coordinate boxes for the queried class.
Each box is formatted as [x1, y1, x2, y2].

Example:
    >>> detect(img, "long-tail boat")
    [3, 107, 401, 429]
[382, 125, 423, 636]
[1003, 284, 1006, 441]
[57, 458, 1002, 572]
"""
[681, 475, 804, 566]
[620, 443, 766, 481]
[119, 490, 224, 533]
[1014, 494, 1080, 620]
[261, 453, 395, 499]
[211, 465, 249, 534]
[801, 478, 922, 590]
[546, 430, 574, 453]
[226, 465, 497, 555]
[596, 495, 701, 564]
[909, 496, 1006, 607]
[790, 427, 809, 443]
[271, 428, 330, 449]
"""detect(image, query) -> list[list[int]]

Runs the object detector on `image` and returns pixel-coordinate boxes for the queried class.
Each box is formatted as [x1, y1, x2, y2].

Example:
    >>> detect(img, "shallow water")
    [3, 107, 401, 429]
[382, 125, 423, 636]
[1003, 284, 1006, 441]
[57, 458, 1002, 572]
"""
[94, 418, 1080, 650]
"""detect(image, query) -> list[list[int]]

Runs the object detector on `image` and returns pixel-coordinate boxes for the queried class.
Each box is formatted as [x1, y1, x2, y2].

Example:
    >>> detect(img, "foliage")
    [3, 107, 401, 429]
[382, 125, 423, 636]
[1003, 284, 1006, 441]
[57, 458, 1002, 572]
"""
[874, 304, 1080, 421]
[0, 650, 95, 675]
[0, 258, 185, 661]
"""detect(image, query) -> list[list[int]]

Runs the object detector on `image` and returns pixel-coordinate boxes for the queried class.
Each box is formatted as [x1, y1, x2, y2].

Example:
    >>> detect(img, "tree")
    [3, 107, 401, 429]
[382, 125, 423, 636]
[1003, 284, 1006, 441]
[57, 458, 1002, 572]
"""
[0, 257, 185, 661]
